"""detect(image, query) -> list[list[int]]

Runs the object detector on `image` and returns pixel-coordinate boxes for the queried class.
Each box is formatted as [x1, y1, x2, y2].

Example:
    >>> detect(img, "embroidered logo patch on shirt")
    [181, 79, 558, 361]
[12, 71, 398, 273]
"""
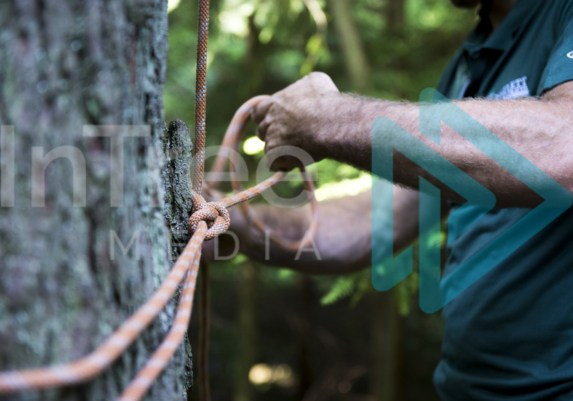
[488, 76, 530, 100]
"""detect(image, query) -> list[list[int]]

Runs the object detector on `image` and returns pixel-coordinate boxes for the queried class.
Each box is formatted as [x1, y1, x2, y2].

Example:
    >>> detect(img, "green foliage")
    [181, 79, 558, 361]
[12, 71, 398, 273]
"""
[320, 276, 356, 305]
[318, 271, 373, 306]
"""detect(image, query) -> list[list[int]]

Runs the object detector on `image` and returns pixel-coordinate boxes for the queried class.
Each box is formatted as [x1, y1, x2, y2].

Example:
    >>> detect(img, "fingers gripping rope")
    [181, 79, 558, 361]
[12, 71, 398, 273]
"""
[205, 96, 320, 252]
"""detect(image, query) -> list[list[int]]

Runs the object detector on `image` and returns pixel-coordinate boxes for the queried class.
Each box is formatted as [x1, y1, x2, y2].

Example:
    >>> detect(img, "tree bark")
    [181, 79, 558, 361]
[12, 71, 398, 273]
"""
[0, 0, 189, 400]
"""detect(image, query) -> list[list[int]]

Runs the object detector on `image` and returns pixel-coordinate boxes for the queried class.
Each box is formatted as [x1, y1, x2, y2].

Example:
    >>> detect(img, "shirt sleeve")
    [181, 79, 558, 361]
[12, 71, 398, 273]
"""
[538, 3, 573, 93]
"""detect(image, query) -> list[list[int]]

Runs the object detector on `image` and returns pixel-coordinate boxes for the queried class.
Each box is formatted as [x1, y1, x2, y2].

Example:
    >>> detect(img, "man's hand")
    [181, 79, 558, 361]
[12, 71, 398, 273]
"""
[251, 72, 340, 171]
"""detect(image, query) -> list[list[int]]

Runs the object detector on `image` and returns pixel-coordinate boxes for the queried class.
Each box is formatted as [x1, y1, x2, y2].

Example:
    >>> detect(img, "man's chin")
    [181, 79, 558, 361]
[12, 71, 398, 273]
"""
[450, 0, 480, 8]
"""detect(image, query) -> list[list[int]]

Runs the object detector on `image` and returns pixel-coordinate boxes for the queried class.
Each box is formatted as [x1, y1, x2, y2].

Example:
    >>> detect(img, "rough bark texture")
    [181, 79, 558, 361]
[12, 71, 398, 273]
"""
[161, 119, 195, 398]
[0, 0, 190, 399]
[162, 119, 194, 261]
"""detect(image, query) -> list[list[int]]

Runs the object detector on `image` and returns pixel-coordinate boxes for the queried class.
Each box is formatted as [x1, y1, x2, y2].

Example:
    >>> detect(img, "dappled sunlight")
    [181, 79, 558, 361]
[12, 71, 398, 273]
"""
[315, 172, 372, 201]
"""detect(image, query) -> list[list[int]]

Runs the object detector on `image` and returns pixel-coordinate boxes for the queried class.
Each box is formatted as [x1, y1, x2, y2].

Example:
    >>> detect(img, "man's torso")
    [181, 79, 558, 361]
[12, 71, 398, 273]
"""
[433, 1, 573, 400]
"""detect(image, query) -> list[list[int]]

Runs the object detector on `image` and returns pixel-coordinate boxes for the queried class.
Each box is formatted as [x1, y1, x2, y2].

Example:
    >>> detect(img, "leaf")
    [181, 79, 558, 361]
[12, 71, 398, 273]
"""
[320, 276, 355, 305]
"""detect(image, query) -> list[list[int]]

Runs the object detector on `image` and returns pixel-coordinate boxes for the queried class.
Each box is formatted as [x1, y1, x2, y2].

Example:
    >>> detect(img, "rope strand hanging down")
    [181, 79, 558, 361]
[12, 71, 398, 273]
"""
[192, 5, 213, 396]
[192, 0, 210, 196]
[0, 224, 205, 393]
[117, 227, 205, 401]
[0, 170, 293, 397]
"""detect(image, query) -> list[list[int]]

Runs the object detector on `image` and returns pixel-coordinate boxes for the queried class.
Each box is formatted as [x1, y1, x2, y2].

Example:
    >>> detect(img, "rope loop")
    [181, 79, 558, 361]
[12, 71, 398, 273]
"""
[205, 96, 320, 252]
[188, 192, 230, 240]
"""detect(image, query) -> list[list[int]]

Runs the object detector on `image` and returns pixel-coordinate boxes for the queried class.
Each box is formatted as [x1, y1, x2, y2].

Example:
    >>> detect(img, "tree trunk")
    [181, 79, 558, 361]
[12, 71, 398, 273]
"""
[370, 290, 403, 401]
[386, 0, 405, 32]
[297, 274, 314, 400]
[328, 0, 370, 91]
[0, 1, 189, 400]
[234, 261, 258, 401]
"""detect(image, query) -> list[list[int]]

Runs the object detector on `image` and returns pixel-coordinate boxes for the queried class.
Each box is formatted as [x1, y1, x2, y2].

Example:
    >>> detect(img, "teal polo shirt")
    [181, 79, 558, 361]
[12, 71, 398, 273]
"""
[433, 0, 573, 400]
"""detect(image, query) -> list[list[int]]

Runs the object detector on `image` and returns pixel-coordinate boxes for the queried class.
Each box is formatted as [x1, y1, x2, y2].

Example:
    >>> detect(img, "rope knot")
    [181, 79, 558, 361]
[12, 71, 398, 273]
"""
[188, 192, 230, 240]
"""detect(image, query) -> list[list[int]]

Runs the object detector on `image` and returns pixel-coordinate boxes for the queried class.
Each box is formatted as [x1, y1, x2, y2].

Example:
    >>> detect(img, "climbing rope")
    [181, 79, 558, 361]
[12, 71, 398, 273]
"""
[0, 0, 319, 398]
[0, 223, 205, 394]
[192, 0, 210, 196]
[205, 95, 319, 251]
[118, 238, 204, 401]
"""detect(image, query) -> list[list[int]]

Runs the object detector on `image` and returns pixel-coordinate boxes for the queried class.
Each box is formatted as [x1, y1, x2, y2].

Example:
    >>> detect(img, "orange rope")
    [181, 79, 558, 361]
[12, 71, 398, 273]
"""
[206, 96, 319, 251]
[118, 228, 204, 401]
[0, 172, 295, 397]
[192, 0, 210, 196]
[0, 0, 319, 398]
[0, 223, 206, 393]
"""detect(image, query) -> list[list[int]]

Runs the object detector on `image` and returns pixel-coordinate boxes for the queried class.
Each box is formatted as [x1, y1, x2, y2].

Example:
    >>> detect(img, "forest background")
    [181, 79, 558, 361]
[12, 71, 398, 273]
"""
[166, 0, 475, 400]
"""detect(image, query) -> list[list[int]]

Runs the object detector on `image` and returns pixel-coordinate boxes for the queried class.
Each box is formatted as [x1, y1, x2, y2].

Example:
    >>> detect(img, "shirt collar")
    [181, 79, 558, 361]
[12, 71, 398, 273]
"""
[463, 0, 539, 54]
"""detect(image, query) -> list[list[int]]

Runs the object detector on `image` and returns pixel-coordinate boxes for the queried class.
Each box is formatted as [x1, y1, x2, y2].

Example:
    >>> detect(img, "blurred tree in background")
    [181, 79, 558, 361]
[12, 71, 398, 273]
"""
[165, 0, 475, 400]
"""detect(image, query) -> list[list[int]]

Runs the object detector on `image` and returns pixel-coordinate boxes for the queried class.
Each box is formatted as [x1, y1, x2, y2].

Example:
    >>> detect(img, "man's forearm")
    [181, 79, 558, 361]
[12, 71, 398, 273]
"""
[224, 184, 427, 274]
[313, 84, 573, 207]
